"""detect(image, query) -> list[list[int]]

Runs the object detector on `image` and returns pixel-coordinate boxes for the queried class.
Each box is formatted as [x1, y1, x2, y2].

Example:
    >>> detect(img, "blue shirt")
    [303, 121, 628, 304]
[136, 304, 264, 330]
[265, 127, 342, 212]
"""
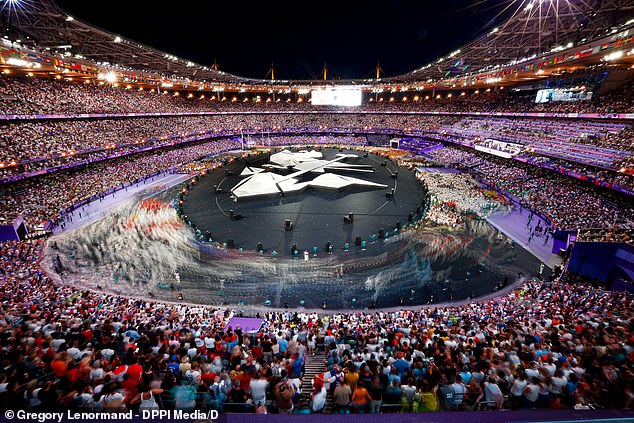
[459, 371, 472, 384]
[393, 359, 411, 376]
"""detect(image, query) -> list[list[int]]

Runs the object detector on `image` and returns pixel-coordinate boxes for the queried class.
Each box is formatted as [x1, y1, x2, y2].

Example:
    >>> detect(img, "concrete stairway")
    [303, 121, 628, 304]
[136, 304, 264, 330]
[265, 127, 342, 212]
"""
[298, 351, 334, 413]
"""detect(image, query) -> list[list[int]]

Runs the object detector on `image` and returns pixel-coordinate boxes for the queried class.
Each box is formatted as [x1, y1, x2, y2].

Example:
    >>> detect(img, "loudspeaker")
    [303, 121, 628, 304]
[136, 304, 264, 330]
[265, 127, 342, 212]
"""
[227, 239, 234, 249]
[344, 212, 354, 224]
[285, 219, 293, 231]
[355, 236, 362, 246]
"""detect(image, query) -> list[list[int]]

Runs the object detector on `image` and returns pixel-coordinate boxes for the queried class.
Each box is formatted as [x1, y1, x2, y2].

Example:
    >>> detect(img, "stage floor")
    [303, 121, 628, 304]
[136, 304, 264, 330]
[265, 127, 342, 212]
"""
[182, 148, 425, 255]
[45, 148, 548, 310]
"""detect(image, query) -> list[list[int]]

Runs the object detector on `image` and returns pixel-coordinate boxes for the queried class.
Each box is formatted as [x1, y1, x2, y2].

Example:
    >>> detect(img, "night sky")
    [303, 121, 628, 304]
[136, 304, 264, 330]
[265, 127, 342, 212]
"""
[55, 0, 513, 80]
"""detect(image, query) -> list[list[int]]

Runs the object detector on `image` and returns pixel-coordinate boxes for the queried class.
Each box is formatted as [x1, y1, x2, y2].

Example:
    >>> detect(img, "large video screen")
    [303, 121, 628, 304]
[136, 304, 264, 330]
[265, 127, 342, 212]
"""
[535, 88, 593, 103]
[311, 89, 362, 107]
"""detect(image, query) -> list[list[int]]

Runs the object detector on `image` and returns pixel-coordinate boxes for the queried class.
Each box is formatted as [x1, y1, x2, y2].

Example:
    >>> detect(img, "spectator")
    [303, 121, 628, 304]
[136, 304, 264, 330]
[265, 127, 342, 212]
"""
[333, 376, 352, 414]
[248, 371, 269, 411]
[310, 379, 327, 413]
[484, 377, 505, 410]
[351, 381, 372, 413]
[273, 378, 294, 414]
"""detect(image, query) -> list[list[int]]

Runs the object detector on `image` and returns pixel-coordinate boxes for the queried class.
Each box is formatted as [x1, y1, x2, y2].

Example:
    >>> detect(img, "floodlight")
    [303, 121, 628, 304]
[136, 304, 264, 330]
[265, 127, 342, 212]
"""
[104, 72, 117, 83]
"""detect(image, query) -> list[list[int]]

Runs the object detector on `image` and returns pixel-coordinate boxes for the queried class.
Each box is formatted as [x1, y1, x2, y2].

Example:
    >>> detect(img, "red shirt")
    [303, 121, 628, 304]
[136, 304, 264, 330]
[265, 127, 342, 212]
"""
[67, 368, 81, 383]
[251, 346, 263, 359]
[126, 363, 143, 385]
[50, 359, 67, 377]
[81, 330, 93, 342]
[201, 372, 216, 388]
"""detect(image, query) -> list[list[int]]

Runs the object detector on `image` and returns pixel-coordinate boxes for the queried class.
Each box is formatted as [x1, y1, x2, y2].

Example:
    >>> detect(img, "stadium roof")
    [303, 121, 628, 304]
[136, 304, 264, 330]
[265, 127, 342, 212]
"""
[388, 0, 634, 83]
[0, 0, 266, 84]
[0, 0, 633, 87]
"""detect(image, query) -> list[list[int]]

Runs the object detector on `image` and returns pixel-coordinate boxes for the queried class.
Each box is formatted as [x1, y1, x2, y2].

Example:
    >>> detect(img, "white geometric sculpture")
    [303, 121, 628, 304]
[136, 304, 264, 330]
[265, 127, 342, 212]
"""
[239, 166, 265, 177]
[230, 151, 387, 200]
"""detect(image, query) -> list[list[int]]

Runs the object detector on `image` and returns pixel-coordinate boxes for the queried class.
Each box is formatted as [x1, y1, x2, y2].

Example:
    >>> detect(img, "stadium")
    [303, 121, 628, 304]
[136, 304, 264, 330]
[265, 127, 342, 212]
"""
[0, 0, 633, 421]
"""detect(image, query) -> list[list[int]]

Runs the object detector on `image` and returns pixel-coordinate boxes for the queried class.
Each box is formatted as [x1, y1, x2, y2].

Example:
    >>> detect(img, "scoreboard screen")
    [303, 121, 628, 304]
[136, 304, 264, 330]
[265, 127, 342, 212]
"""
[311, 88, 362, 106]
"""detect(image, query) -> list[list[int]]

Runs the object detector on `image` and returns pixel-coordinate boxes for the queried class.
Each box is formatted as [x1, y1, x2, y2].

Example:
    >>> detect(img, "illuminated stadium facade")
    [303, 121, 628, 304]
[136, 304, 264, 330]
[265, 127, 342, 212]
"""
[0, 0, 633, 420]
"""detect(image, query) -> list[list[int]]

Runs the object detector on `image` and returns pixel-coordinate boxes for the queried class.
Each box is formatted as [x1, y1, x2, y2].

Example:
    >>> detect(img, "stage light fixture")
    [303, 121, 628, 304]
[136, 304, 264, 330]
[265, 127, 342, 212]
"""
[104, 72, 117, 83]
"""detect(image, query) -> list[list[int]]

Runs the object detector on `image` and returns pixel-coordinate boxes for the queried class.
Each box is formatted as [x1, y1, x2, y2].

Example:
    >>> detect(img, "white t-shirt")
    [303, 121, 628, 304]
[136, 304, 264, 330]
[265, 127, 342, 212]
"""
[484, 381, 503, 402]
[543, 363, 557, 376]
[90, 368, 104, 381]
[249, 379, 269, 405]
[311, 387, 327, 412]
[524, 383, 539, 403]
[288, 378, 302, 394]
[550, 376, 567, 395]
[525, 368, 540, 380]
[510, 379, 527, 396]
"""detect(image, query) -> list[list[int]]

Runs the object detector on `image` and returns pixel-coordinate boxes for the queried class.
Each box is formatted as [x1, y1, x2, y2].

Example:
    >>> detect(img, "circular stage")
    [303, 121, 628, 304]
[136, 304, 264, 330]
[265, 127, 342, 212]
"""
[45, 146, 546, 310]
[182, 148, 425, 255]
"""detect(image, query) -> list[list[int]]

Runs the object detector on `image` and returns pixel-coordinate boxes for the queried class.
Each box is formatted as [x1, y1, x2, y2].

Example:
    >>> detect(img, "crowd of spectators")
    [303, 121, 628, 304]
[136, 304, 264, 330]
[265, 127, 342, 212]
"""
[1, 37, 634, 418]
[0, 77, 207, 115]
[0, 113, 449, 180]
[0, 113, 631, 416]
[435, 116, 633, 171]
[0, 139, 241, 227]
[514, 153, 634, 193]
[577, 228, 634, 246]
[0, 237, 631, 414]
[2, 131, 632, 235]
[2, 107, 631, 193]
[426, 147, 634, 231]
[417, 172, 506, 227]
[1, 73, 632, 116]
[0, 73, 631, 196]
[253, 135, 367, 147]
